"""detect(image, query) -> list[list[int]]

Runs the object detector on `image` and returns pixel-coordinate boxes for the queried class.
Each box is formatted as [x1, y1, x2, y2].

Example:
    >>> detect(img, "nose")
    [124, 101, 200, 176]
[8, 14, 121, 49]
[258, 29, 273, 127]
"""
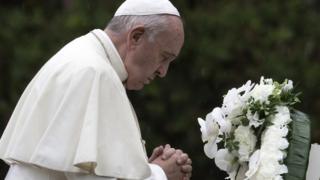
[156, 64, 169, 78]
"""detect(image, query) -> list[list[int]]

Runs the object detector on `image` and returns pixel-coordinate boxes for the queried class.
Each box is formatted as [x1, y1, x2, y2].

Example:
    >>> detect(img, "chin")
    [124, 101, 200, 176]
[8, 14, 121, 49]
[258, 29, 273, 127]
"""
[125, 83, 144, 91]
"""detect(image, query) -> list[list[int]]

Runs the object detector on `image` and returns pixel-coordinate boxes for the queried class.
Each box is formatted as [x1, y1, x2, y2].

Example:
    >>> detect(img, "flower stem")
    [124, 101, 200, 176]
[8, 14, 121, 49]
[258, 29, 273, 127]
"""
[235, 165, 240, 180]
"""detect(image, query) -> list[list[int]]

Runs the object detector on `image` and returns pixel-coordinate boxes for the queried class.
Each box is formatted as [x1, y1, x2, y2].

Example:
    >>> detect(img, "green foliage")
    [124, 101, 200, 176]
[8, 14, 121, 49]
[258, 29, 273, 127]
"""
[225, 134, 240, 152]
[284, 110, 311, 180]
[1, 0, 320, 179]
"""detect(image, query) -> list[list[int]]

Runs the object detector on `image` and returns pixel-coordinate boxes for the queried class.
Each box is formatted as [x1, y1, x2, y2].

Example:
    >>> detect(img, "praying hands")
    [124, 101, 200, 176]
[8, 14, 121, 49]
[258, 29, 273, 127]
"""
[149, 144, 192, 180]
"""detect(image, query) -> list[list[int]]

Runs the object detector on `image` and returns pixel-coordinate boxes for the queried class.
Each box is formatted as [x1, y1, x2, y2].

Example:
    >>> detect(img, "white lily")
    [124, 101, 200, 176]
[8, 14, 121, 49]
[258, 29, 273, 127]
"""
[260, 76, 273, 85]
[237, 80, 254, 101]
[247, 110, 264, 128]
[251, 83, 274, 103]
[204, 140, 218, 159]
[198, 116, 220, 158]
[211, 107, 232, 133]
[222, 88, 245, 125]
[282, 79, 293, 92]
[245, 150, 261, 179]
[215, 149, 239, 173]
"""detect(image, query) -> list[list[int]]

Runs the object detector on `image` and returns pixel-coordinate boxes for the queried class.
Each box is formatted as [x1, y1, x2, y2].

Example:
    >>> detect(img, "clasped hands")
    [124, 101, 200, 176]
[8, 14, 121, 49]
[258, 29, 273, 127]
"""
[149, 144, 192, 180]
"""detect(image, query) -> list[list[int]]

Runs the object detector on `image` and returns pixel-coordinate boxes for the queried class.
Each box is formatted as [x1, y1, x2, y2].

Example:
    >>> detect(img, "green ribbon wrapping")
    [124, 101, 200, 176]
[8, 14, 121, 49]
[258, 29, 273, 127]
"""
[284, 110, 311, 180]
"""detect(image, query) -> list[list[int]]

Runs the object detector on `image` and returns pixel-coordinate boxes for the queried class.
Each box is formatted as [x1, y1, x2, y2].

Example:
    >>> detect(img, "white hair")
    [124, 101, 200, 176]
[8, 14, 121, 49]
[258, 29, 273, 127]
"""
[106, 15, 175, 42]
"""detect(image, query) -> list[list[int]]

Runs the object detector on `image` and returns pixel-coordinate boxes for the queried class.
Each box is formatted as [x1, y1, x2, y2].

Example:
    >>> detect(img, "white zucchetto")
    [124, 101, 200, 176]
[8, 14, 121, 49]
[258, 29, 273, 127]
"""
[114, 0, 180, 17]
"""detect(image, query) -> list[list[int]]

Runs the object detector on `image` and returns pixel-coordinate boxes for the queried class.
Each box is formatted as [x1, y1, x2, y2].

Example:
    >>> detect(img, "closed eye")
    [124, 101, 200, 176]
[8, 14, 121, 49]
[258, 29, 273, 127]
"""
[162, 56, 169, 62]
[162, 51, 177, 63]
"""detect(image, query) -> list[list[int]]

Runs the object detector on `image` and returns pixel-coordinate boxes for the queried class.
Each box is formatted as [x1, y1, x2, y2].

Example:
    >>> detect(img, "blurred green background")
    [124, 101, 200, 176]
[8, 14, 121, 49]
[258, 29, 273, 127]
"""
[0, 0, 319, 179]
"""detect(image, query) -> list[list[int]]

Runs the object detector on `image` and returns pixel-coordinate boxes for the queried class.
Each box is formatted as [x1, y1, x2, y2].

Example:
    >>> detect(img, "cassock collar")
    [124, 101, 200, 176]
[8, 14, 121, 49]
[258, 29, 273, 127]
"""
[90, 29, 128, 82]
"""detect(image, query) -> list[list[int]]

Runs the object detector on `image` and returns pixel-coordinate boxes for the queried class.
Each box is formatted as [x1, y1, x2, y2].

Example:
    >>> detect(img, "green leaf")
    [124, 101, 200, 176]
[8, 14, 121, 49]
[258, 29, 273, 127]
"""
[241, 117, 249, 126]
[283, 110, 311, 180]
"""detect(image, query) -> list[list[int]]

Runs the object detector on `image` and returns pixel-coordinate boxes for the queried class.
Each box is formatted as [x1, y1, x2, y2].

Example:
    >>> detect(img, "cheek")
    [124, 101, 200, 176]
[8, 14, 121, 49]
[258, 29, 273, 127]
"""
[126, 50, 160, 81]
[126, 63, 148, 86]
[135, 57, 159, 76]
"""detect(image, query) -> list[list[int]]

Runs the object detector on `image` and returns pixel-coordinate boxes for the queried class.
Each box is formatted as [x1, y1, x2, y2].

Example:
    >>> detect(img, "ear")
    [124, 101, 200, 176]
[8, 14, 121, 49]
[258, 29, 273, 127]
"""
[127, 26, 145, 48]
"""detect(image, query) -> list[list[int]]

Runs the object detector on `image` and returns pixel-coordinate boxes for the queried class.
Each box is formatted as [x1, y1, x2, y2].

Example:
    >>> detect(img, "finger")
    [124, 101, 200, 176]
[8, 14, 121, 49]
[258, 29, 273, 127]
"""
[164, 144, 171, 150]
[177, 153, 189, 165]
[153, 145, 164, 155]
[148, 146, 164, 162]
[182, 173, 191, 180]
[187, 172, 192, 179]
[181, 165, 192, 174]
[186, 158, 192, 165]
[183, 176, 190, 180]
[184, 172, 192, 180]
[175, 149, 183, 155]
[161, 148, 176, 160]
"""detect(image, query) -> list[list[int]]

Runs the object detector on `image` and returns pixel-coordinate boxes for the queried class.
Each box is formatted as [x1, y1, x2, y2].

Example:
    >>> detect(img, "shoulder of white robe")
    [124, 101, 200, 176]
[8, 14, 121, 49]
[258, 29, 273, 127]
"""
[90, 29, 128, 82]
[0, 33, 150, 179]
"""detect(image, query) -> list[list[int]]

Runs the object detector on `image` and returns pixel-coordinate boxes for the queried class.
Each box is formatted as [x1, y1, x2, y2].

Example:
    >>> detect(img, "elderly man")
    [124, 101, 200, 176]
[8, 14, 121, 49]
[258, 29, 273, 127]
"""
[0, 0, 192, 179]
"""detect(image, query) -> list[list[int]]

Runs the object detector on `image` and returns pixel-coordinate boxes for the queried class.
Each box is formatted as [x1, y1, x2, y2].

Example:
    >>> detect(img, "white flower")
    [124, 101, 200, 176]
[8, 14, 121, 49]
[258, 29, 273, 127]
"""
[263, 128, 289, 151]
[244, 105, 290, 179]
[215, 149, 239, 174]
[272, 106, 292, 126]
[234, 126, 257, 162]
[260, 76, 273, 85]
[198, 117, 219, 159]
[250, 83, 274, 103]
[246, 110, 264, 128]
[250, 109, 290, 179]
[237, 80, 255, 101]
[253, 152, 288, 178]
[204, 140, 218, 159]
[198, 115, 219, 142]
[222, 88, 244, 123]
[282, 79, 293, 92]
[264, 126, 289, 138]
[211, 107, 232, 133]
[222, 81, 253, 125]
[245, 150, 261, 179]
[274, 175, 284, 180]
[199, 77, 294, 180]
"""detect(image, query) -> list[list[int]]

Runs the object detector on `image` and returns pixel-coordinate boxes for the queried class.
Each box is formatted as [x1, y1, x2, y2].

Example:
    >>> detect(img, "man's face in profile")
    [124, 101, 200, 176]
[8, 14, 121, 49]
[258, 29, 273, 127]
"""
[124, 16, 184, 90]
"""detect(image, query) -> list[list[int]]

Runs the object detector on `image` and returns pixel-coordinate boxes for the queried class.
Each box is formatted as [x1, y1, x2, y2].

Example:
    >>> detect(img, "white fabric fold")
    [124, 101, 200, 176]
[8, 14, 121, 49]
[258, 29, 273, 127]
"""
[5, 163, 167, 180]
[0, 29, 151, 179]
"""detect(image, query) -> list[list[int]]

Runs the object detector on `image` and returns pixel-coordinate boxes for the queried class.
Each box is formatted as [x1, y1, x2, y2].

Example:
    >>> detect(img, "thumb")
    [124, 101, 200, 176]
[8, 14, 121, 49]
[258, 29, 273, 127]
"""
[148, 146, 164, 162]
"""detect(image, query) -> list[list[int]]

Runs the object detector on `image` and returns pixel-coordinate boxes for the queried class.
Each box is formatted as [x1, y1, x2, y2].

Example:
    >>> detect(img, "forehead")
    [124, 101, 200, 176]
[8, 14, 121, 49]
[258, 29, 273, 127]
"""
[155, 21, 184, 55]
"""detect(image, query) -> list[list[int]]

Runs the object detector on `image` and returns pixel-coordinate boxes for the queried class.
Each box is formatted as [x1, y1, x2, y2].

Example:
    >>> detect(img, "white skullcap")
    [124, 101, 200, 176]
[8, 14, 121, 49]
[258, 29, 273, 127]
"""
[114, 0, 180, 17]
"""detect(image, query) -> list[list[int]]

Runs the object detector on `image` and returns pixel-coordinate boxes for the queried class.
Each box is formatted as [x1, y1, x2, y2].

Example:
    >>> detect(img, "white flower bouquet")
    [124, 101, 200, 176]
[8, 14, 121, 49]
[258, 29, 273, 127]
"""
[198, 77, 311, 180]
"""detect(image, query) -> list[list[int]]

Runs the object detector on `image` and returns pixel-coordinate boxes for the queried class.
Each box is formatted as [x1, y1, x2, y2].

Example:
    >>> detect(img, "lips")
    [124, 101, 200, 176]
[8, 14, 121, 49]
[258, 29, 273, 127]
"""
[144, 77, 154, 85]
[144, 80, 150, 84]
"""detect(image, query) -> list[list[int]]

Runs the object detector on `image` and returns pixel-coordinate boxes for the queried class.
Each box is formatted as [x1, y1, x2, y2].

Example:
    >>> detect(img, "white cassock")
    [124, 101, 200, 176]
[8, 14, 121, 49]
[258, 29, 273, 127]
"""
[0, 29, 167, 180]
[306, 144, 320, 180]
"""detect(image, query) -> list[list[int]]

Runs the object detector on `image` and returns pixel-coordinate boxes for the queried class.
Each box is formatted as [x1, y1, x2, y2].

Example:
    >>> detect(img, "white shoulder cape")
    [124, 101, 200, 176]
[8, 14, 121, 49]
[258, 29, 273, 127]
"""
[0, 29, 151, 179]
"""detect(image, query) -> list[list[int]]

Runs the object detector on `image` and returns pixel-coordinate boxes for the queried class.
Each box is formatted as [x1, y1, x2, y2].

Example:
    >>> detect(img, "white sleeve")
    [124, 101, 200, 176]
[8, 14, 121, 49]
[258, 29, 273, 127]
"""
[65, 164, 167, 180]
[65, 173, 116, 180]
[145, 164, 168, 180]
